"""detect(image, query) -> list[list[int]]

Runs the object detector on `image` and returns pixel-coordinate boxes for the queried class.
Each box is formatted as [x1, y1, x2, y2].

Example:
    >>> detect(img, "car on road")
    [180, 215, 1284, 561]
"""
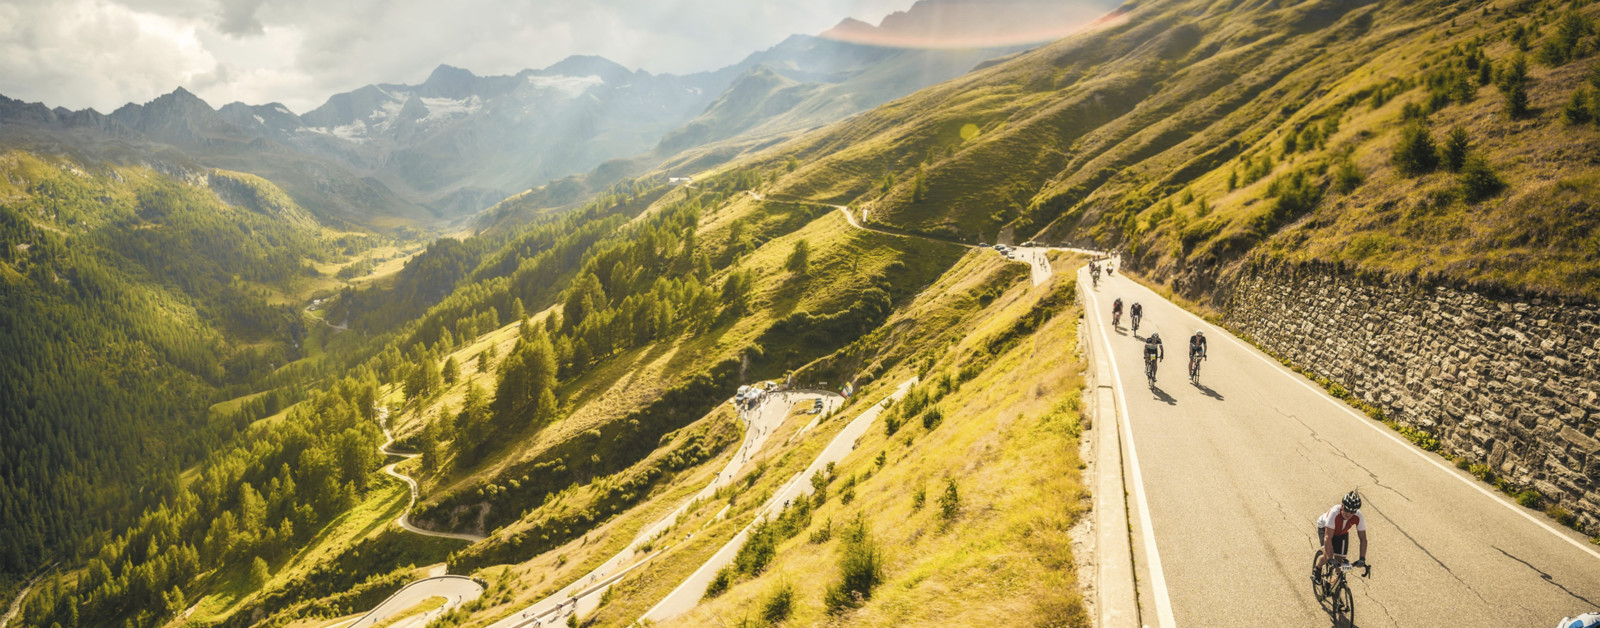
[1021, 240, 1038, 247]
[978, 242, 988, 247]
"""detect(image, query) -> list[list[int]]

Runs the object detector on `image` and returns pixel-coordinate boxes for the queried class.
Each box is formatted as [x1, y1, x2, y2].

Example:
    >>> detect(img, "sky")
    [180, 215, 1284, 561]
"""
[0, 0, 917, 114]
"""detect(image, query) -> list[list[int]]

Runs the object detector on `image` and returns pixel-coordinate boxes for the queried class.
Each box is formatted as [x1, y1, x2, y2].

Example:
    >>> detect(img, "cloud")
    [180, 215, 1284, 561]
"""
[0, 0, 952, 114]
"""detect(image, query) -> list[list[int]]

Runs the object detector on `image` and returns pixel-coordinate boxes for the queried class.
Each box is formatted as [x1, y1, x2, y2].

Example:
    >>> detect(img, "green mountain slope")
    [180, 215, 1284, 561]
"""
[0, 149, 376, 582]
[742, 0, 1600, 299]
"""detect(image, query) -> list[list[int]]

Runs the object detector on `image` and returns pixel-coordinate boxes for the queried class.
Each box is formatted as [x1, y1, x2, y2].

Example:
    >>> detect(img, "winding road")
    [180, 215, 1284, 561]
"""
[486, 390, 843, 628]
[641, 378, 917, 624]
[379, 409, 487, 543]
[1081, 267, 1600, 626]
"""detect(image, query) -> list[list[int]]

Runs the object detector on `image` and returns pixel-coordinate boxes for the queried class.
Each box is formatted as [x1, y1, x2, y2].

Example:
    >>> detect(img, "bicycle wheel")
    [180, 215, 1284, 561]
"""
[1332, 581, 1355, 627]
[1309, 550, 1325, 598]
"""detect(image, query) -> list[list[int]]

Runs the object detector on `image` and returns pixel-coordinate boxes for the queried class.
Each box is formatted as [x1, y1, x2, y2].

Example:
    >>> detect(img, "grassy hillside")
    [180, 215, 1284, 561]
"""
[724, 0, 1600, 299]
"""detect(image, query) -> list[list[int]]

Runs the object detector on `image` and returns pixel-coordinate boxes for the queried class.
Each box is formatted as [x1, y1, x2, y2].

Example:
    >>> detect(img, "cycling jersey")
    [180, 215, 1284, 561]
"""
[1317, 505, 1366, 535]
[1189, 335, 1207, 358]
[1130, 303, 1143, 317]
[1143, 338, 1163, 359]
[1560, 612, 1600, 628]
[1113, 300, 1123, 313]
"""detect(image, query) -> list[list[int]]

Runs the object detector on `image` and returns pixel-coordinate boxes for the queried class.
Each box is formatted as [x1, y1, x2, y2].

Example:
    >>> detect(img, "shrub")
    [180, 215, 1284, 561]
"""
[824, 515, 883, 613]
[703, 565, 735, 599]
[921, 406, 944, 430]
[1392, 123, 1439, 176]
[1548, 506, 1578, 529]
[1562, 89, 1593, 125]
[1516, 490, 1544, 509]
[249, 556, 270, 590]
[1441, 127, 1471, 172]
[810, 470, 829, 503]
[1468, 463, 1496, 483]
[809, 517, 833, 544]
[912, 484, 926, 510]
[939, 478, 961, 522]
[1497, 53, 1531, 119]
[735, 520, 779, 575]
[761, 581, 794, 624]
[1459, 156, 1504, 203]
[1333, 158, 1362, 193]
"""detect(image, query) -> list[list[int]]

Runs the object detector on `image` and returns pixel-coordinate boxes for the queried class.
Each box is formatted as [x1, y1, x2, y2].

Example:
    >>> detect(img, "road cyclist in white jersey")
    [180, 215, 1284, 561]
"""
[1560, 612, 1600, 628]
[1315, 490, 1369, 583]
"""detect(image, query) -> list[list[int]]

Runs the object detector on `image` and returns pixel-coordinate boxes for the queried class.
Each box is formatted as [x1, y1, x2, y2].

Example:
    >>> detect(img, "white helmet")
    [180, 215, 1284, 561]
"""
[1196, 330, 1204, 336]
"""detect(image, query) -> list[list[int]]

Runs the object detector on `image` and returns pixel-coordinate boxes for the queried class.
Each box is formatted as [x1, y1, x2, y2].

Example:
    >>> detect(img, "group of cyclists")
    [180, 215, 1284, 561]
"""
[1109, 295, 1206, 386]
[1088, 259, 1113, 287]
[1089, 263, 1600, 627]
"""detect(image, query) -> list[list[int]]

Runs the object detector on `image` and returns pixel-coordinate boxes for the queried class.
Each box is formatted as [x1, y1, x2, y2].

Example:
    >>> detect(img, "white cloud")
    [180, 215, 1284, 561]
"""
[0, 0, 921, 114]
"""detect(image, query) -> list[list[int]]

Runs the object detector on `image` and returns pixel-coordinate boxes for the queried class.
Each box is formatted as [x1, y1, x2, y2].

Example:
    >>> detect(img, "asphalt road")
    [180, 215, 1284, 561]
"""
[1082, 268, 1600, 627]
[378, 409, 487, 543]
[348, 575, 483, 628]
[488, 391, 842, 628]
[641, 378, 917, 624]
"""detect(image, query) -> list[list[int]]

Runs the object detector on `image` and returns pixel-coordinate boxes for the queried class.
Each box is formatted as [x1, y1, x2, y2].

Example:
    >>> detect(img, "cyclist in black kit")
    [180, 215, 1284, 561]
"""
[1130, 302, 1144, 334]
[1112, 298, 1124, 326]
[1143, 332, 1164, 385]
[1188, 330, 1207, 381]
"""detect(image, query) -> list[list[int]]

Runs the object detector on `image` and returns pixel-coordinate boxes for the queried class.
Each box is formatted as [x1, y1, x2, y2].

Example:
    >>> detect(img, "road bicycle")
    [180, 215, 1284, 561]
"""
[1112, 309, 1122, 327]
[1310, 548, 1370, 627]
[1144, 355, 1158, 386]
[1131, 314, 1142, 335]
[1189, 354, 1204, 382]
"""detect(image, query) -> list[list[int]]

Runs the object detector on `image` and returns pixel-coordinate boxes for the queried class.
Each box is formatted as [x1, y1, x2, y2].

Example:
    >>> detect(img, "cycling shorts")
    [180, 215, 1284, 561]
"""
[1317, 526, 1349, 555]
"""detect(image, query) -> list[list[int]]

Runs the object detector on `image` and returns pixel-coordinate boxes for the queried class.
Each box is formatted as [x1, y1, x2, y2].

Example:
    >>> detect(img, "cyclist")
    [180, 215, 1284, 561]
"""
[1559, 612, 1600, 628]
[1112, 298, 1124, 326]
[1188, 329, 1207, 380]
[1143, 332, 1164, 384]
[1130, 302, 1144, 334]
[1314, 491, 1368, 584]
[1090, 262, 1101, 287]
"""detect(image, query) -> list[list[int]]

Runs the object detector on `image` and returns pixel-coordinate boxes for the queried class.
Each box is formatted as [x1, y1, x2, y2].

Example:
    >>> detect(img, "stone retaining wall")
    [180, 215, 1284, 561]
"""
[1214, 259, 1600, 533]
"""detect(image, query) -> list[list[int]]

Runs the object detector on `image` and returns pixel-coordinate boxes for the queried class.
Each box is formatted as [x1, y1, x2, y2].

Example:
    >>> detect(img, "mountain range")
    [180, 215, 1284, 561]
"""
[0, 0, 1121, 227]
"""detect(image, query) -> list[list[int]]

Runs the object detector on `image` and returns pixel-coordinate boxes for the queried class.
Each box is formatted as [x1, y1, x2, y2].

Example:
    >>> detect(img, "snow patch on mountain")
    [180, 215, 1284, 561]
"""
[418, 95, 483, 122]
[525, 74, 604, 98]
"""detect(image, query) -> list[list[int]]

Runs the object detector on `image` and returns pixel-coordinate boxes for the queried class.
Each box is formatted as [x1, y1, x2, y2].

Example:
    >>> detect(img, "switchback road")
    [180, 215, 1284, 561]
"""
[379, 409, 487, 543]
[1082, 268, 1600, 627]
[488, 391, 841, 628]
[641, 378, 916, 624]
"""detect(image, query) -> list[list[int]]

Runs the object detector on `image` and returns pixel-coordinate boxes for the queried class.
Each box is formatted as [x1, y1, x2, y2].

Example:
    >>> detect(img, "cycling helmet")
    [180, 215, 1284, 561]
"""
[1149, 333, 1161, 342]
[1196, 329, 1204, 336]
[1342, 491, 1362, 511]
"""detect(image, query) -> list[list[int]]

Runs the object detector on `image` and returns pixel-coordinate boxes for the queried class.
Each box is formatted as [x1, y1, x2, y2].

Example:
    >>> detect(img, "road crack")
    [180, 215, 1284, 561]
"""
[1276, 408, 1411, 503]
[1493, 545, 1599, 607]
[1367, 508, 1515, 616]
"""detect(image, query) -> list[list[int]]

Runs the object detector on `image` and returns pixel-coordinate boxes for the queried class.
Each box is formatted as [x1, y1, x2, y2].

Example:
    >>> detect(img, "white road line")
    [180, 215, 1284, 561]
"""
[1112, 276, 1600, 562]
[1081, 272, 1177, 628]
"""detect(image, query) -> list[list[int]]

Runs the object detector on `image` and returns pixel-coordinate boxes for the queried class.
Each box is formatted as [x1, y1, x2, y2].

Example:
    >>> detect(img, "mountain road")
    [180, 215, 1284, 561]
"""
[1082, 267, 1600, 627]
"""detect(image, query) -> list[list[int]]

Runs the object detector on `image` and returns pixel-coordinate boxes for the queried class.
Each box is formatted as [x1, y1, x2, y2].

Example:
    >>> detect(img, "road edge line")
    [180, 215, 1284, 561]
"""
[1082, 271, 1178, 628]
[1116, 276, 1600, 563]
[1083, 282, 1141, 628]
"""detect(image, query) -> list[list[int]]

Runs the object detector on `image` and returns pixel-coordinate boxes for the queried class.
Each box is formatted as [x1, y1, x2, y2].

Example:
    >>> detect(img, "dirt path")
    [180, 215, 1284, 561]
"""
[1, 566, 52, 628]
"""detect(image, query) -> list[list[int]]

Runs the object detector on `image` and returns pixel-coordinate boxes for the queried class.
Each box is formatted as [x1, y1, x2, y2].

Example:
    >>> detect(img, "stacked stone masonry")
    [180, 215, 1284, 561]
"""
[1216, 261, 1600, 534]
